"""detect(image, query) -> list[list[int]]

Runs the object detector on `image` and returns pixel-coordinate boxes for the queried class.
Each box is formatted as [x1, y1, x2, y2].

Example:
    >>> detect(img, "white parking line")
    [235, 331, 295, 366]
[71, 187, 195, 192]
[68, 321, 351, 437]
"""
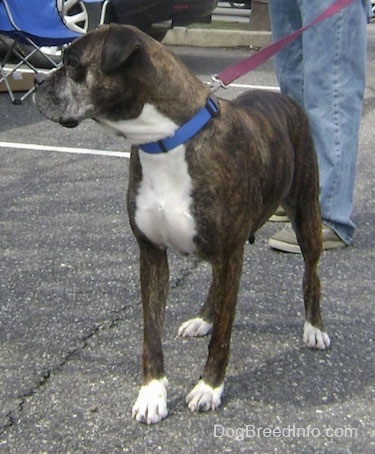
[0, 85, 279, 158]
[229, 83, 280, 91]
[204, 81, 280, 91]
[0, 141, 130, 158]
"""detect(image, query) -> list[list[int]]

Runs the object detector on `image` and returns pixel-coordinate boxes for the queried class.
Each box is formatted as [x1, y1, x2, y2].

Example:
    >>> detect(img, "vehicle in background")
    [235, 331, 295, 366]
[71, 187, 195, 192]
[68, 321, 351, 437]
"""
[0, 0, 218, 67]
[57, 0, 218, 41]
[106, 0, 218, 36]
[229, 1, 251, 9]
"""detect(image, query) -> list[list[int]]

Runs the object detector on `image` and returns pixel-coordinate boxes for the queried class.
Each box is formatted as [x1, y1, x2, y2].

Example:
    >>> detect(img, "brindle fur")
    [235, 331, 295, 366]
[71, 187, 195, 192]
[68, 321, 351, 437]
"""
[35, 24, 327, 410]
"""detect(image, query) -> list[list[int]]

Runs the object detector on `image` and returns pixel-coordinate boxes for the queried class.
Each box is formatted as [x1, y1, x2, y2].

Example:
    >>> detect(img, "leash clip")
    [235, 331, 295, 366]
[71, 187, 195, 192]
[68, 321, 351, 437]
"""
[209, 74, 229, 93]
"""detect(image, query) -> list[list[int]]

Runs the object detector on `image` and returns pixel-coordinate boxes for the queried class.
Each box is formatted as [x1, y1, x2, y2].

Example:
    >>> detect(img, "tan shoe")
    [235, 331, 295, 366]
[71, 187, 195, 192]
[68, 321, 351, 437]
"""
[269, 206, 289, 222]
[268, 224, 347, 254]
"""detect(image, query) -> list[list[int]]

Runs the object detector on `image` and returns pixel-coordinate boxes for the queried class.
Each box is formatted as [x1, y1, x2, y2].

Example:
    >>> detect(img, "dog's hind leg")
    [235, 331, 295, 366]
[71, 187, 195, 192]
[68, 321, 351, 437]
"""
[290, 198, 331, 350]
[185, 245, 244, 412]
[132, 241, 170, 424]
[178, 236, 254, 338]
[283, 125, 330, 350]
[177, 281, 215, 337]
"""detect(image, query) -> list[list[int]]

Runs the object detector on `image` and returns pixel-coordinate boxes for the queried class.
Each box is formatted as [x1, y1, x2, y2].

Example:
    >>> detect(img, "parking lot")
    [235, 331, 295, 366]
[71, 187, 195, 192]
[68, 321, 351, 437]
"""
[0, 27, 374, 453]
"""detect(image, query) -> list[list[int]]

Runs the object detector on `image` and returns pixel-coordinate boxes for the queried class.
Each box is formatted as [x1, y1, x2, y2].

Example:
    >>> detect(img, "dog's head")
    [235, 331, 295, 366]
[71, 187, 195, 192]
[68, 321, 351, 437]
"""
[34, 25, 162, 128]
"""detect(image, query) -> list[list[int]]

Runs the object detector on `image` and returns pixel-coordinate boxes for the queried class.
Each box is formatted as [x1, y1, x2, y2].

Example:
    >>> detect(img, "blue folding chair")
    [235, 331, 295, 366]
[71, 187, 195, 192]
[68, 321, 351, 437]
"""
[0, 0, 107, 104]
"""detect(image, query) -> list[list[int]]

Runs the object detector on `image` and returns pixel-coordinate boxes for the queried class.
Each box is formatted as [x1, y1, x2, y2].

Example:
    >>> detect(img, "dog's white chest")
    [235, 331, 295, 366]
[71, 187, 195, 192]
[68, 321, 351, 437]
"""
[135, 146, 197, 254]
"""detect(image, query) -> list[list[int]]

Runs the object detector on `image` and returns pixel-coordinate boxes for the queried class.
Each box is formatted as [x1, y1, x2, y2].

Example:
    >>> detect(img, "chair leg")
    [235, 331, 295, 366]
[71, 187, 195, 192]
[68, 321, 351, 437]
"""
[0, 63, 16, 103]
[1, 36, 61, 104]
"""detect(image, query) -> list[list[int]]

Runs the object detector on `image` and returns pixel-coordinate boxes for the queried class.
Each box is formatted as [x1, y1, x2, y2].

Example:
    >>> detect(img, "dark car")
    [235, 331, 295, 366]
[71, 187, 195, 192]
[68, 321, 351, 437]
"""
[229, 1, 251, 8]
[1, 0, 217, 68]
[58, 0, 218, 36]
[107, 0, 218, 33]
[170, 0, 218, 26]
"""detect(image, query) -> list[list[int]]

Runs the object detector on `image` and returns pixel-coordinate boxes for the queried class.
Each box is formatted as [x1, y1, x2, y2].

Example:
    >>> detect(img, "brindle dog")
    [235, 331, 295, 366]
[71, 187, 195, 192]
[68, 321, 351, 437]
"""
[35, 24, 330, 424]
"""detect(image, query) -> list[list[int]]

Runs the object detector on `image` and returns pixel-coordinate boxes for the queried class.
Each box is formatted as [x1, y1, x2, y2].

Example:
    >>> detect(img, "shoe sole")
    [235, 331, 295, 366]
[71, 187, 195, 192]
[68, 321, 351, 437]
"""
[268, 214, 289, 222]
[268, 238, 302, 254]
[268, 238, 347, 254]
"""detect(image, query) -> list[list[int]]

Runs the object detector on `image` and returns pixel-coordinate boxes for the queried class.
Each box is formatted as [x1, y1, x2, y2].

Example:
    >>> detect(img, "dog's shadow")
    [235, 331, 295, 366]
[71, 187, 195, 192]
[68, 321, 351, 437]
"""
[226, 318, 373, 408]
[167, 229, 373, 412]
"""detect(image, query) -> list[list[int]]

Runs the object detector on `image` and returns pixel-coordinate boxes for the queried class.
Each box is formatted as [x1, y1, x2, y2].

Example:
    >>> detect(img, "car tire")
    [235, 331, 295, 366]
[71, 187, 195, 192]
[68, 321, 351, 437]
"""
[19, 1, 104, 69]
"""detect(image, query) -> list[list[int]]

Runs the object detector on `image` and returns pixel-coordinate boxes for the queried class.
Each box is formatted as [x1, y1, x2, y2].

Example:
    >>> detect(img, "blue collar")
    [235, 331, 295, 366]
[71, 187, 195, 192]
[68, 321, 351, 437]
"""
[139, 95, 220, 154]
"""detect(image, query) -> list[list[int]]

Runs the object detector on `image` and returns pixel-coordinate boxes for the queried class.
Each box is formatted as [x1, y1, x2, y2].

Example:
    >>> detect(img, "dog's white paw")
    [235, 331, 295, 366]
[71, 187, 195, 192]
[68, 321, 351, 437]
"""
[186, 380, 224, 412]
[303, 321, 331, 350]
[132, 377, 169, 424]
[178, 317, 212, 337]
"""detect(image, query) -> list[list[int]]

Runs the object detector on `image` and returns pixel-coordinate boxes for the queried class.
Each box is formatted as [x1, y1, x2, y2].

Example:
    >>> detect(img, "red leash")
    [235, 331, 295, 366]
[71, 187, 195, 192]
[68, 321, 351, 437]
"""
[211, 0, 356, 90]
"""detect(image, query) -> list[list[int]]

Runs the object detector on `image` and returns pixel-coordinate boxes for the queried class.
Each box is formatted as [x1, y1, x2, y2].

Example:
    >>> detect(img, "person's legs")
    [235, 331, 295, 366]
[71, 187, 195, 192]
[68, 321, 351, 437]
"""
[268, 0, 304, 106]
[269, 0, 367, 250]
[302, 0, 367, 245]
[268, 0, 304, 225]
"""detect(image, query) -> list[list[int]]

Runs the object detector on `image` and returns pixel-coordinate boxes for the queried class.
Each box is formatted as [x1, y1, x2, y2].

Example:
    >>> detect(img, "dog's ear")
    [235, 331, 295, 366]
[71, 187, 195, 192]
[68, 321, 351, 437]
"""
[101, 25, 153, 74]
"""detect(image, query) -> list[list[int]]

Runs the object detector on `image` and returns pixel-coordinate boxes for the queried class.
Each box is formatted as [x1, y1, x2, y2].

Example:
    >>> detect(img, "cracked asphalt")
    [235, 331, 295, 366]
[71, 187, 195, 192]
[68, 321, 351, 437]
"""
[1, 30, 375, 453]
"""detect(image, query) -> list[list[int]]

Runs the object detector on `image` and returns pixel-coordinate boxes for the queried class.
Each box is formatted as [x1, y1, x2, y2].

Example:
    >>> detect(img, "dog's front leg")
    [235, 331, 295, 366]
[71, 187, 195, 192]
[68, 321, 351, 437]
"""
[132, 241, 169, 424]
[186, 246, 244, 412]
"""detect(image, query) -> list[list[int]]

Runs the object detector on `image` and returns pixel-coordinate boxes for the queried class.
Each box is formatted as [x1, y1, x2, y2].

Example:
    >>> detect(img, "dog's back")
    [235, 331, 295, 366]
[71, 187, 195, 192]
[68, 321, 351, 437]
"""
[216, 90, 319, 233]
[233, 89, 313, 156]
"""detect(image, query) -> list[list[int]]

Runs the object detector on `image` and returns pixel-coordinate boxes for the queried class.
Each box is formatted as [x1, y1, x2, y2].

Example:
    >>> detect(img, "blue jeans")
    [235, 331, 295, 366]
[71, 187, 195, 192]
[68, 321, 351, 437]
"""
[269, 0, 367, 244]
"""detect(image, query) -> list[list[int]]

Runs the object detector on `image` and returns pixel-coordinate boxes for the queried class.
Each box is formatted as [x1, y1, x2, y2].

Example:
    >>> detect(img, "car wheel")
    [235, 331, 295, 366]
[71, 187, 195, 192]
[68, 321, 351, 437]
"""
[230, 2, 251, 8]
[57, 0, 90, 33]
[21, 1, 104, 68]
[18, 0, 89, 69]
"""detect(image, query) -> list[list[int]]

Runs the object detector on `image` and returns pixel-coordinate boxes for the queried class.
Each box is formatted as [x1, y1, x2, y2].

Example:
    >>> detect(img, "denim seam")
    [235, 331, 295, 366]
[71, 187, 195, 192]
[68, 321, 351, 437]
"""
[326, 10, 344, 227]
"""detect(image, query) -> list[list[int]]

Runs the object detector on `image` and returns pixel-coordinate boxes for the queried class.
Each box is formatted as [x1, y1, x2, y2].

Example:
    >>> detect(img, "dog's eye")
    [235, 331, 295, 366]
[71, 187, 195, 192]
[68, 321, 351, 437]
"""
[64, 54, 86, 82]
[68, 64, 86, 82]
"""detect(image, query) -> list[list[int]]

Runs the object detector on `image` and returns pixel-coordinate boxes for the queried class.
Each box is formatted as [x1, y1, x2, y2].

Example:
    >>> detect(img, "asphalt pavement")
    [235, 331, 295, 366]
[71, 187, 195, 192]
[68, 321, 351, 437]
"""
[0, 24, 374, 454]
